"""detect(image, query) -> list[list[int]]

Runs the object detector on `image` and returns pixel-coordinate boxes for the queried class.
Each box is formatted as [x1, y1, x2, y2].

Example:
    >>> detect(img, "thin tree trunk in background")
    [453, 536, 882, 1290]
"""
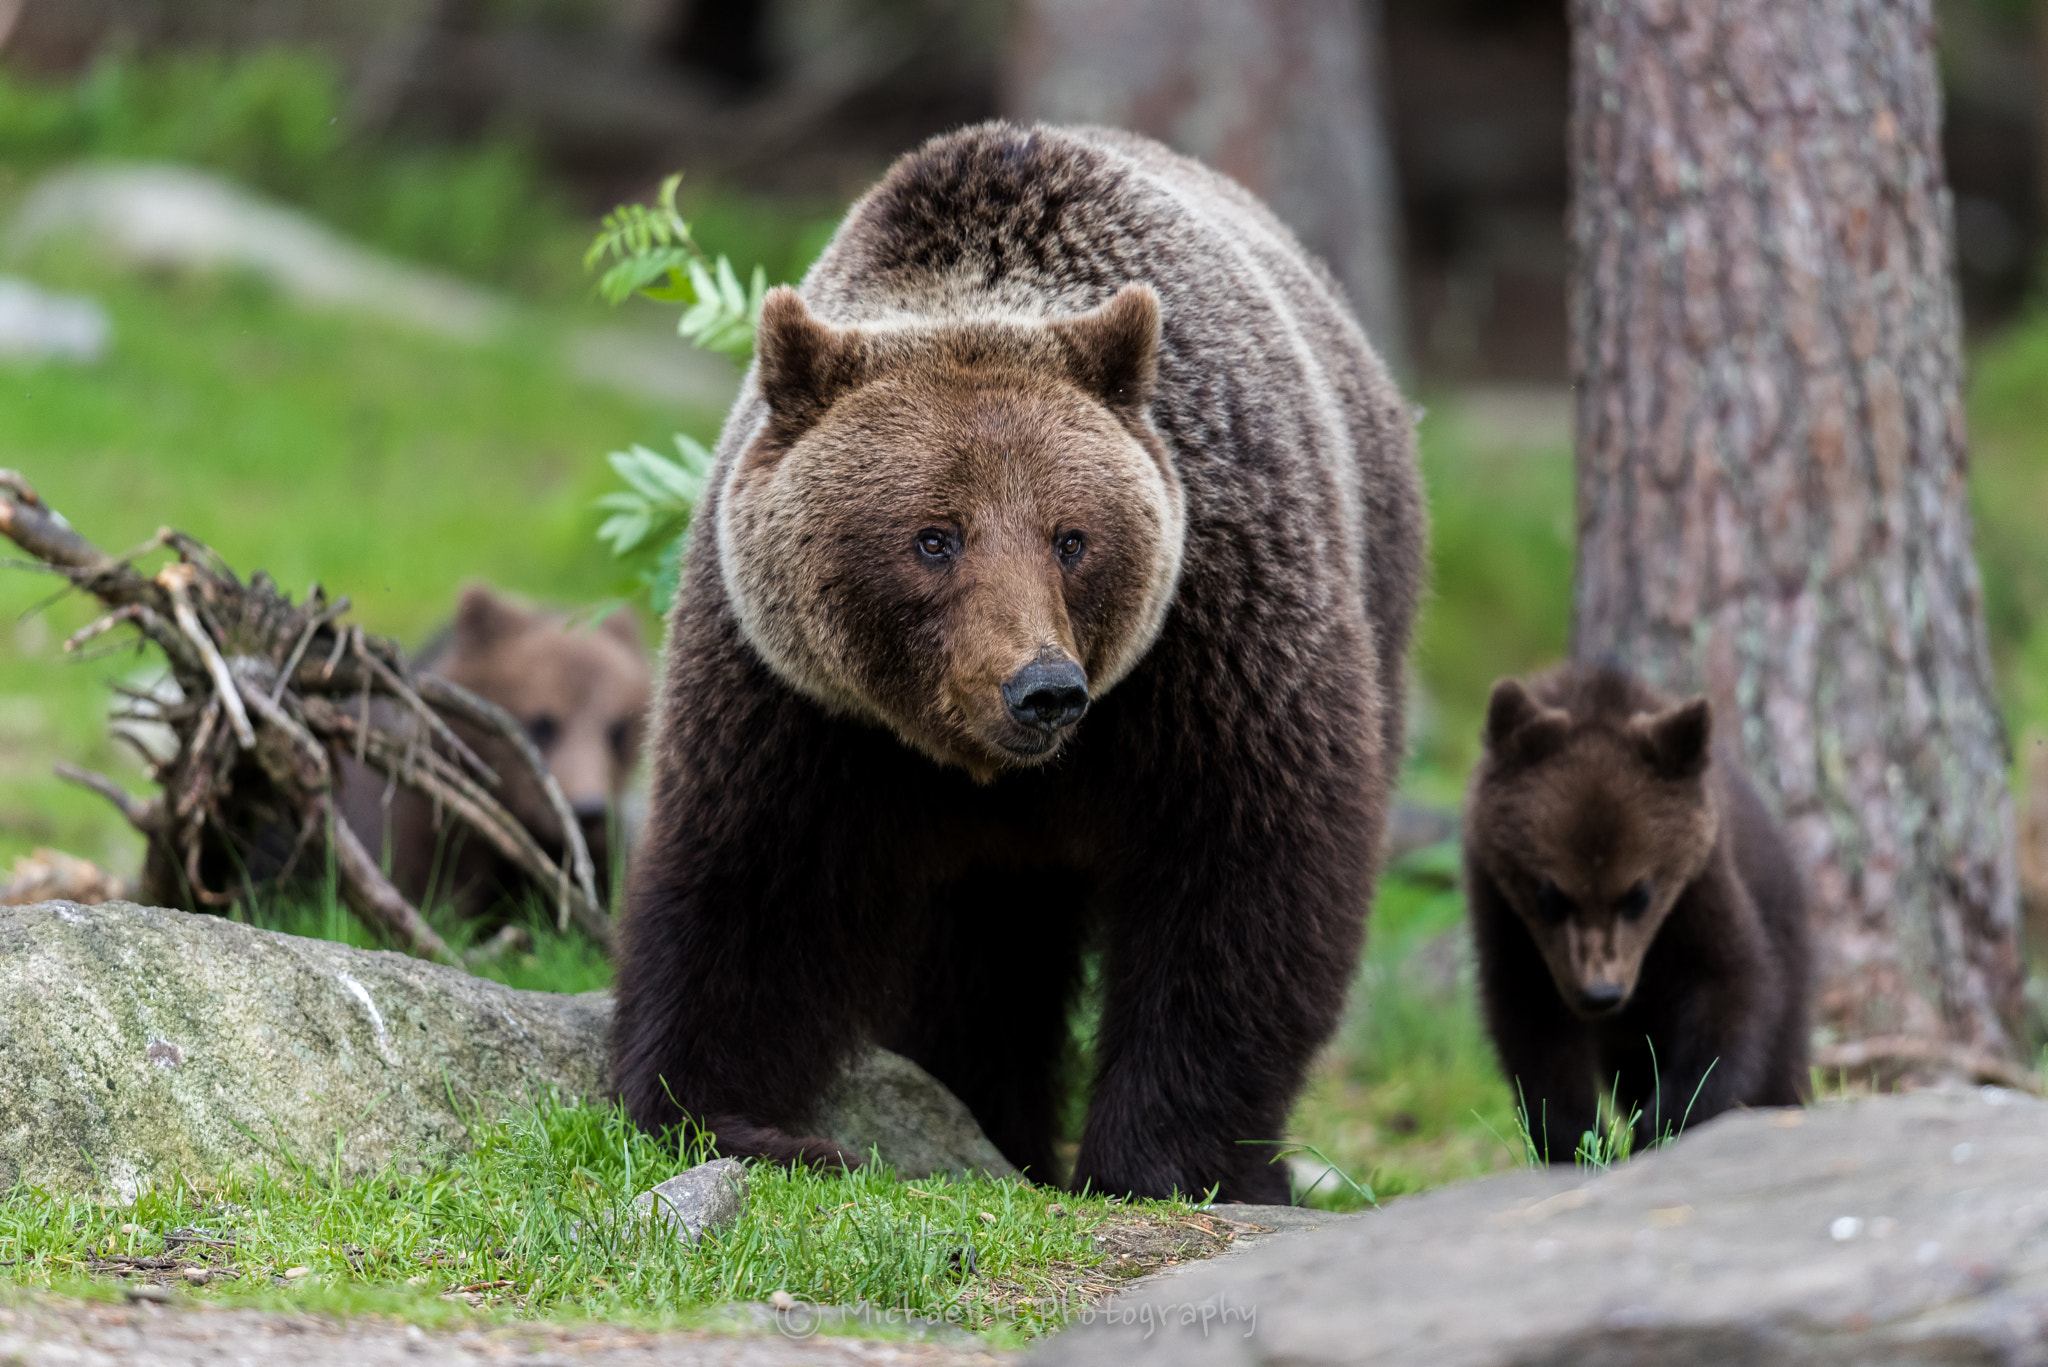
[1003, 0, 1408, 377]
[1568, 0, 2025, 1071]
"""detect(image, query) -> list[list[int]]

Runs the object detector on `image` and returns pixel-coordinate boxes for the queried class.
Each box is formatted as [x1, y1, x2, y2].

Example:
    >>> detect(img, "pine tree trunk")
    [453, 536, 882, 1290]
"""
[1567, 0, 2026, 1070]
[1003, 0, 1408, 376]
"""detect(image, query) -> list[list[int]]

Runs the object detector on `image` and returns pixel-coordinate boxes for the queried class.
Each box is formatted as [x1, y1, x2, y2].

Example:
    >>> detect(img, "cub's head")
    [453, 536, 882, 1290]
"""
[434, 587, 652, 869]
[1468, 675, 1720, 1019]
[718, 284, 1186, 781]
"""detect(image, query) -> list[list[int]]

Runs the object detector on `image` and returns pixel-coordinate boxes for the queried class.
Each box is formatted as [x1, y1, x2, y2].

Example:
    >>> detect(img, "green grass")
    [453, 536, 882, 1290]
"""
[0, 1094, 1199, 1343]
[1284, 846, 1522, 1205]
[1968, 307, 2048, 745]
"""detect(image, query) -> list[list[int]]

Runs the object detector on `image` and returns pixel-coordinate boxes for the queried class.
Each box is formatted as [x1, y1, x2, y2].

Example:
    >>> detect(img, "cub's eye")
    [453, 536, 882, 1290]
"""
[1533, 878, 1572, 922]
[915, 528, 955, 562]
[1616, 881, 1651, 919]
[606, 718, 635, 763]
[1055, 530, 1086, 562]
[525, 714, 561, 751]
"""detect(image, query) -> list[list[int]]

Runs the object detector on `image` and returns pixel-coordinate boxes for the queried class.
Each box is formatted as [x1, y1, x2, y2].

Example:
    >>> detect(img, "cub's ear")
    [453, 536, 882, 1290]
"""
[754, 287, 865, 437]
[1483, 678, 1571, 766]
[1051, 283, 1160, 417]
[597, 606, 644, 651]
[454, 585, 532, 650]
[1632, 696, 1713, 780]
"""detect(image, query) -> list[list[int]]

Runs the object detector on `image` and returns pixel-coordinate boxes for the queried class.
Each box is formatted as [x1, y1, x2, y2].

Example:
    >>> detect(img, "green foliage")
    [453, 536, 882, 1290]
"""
[584, 173, 769, 357]
[0, 50, 583, 294]
[594, 434, 715, 613]
[1965, 307, 2048, 742]
[0, 1095, 1185, 1339]
[584, 175, 785, 607]
[1406, 406, 1575, 799]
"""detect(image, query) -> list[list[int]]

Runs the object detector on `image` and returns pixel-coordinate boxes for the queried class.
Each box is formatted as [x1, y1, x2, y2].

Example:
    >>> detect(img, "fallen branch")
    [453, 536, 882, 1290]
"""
[0, 469, 611, 956]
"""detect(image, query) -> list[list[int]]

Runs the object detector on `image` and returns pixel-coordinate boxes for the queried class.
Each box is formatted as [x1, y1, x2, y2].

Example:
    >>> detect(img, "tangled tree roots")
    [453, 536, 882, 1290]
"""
[0, 471, 608, 962]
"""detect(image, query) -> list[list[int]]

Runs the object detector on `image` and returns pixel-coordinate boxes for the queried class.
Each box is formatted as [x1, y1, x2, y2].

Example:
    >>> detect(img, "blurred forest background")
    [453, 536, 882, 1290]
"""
[1, 0, 2046, 1198]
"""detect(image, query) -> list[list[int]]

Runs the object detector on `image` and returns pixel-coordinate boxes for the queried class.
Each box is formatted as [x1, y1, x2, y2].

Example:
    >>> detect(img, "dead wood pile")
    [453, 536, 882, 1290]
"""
[0, 470, 608, 963]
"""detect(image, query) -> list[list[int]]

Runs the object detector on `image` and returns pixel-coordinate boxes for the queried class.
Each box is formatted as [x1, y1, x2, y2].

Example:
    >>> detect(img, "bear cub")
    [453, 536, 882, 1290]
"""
[337, 586, 651, 921]
[1464, 664, 1809, 1161]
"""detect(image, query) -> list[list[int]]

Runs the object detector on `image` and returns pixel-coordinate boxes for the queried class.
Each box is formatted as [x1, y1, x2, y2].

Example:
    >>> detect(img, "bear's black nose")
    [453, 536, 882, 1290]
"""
[1578, 982, 1626, 1013]
[1002, 661, 1090, 733]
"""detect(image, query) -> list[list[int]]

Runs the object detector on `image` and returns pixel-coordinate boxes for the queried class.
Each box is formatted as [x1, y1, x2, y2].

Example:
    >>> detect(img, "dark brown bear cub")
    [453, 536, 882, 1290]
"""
[612, 122, 1424, 1203]
[1464, 665, 1810, 1162]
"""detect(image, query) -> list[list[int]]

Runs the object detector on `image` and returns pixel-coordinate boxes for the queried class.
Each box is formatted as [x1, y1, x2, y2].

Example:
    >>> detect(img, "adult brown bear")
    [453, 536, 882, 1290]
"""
[613, 122, 1424, 1202]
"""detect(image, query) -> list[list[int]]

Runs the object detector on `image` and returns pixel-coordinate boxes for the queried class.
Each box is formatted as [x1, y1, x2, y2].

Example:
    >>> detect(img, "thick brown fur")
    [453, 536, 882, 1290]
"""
[611, 123, 1425, 1202]
[337, 586, 651, 921]
[1464, 664, 1811, 1161]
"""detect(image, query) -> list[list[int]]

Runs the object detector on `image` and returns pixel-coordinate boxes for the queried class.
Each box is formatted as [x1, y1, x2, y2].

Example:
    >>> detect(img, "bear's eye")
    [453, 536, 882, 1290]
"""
[1616, 880, 1651, 919]
[914, 528, 955, 562]
[525, 713, 561, 751]
[607, 719, 635, 764]
[1055, 530, 1086, 562]
[1533, 878, 1573, 922]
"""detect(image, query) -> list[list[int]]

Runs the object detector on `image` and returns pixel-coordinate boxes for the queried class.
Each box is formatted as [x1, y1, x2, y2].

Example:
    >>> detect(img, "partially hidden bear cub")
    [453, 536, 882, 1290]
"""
[1464, 665, 1810, 1161]
[337, 586, 652, 921]
[612, 122, 1425, 1202]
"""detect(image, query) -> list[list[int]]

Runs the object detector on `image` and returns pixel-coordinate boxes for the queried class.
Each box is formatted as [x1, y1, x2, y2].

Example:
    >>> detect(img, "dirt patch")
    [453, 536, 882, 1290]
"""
[976, 1208, 1253, 1320]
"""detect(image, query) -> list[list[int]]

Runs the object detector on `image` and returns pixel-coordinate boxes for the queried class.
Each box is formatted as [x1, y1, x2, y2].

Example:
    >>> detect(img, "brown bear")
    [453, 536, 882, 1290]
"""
[337, 586, 652, 921]
[1464, 664, 1810, 1162]
[610, 122, 1425, 1203]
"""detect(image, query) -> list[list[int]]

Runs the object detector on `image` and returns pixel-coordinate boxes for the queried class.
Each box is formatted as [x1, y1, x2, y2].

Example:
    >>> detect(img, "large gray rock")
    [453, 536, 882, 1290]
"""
[1032, 1088, 2048, 1366]
[9, 164, 510, 342]
[813, 1048, 1018, 1181]
[0, 901, 1012, 1196]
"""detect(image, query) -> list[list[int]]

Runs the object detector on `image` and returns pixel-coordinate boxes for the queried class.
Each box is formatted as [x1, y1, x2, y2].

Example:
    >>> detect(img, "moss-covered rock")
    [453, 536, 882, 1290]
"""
[0, 901, 1013, 1196]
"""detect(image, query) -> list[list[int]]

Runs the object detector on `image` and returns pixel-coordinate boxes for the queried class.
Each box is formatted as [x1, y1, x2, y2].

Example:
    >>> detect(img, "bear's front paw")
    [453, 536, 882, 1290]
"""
[706, 1115, 864, 1172]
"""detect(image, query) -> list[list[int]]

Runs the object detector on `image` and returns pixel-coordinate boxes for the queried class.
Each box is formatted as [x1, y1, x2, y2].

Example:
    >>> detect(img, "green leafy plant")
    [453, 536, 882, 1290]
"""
[585, 175, 780, 609]
[593, 435, 715, 612]
[583, 173, 769, 358]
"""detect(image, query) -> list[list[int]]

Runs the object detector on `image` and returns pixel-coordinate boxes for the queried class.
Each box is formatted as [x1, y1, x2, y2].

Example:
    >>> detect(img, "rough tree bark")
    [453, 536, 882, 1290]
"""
[1003, 0, 1408, 376]
[1568, 0, 2026, 1075]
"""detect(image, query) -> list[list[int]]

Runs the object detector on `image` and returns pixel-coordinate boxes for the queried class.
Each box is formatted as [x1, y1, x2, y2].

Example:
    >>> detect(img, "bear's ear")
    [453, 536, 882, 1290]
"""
[1632, 696, 1713, 780]
[1051, 284, 1160, 417]
[454, 585, 532, 650]
[754, 287, 865, 438]
[1483, 678, 1571, 766]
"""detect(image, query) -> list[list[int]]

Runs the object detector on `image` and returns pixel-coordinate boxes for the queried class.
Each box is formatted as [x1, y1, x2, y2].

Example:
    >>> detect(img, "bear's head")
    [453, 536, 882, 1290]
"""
[1468, 677, 1720, 1020]
[433, 586, 652, 873]
[719, 284, 1187, 781]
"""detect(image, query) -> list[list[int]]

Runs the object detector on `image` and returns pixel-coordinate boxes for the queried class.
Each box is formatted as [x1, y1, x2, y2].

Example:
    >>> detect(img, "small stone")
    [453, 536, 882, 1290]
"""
[769, 1290, 797, 1311]
[283, 1266, 311, 1279]
[181, 1268, 211, 1285]
[119, 1223, 141, 1235]
[979, 1211, 997, 1224]
[1830, 1217, 1862, 1242]
[124, 1284, 170, 1304]
[631, 1158, 748, 1243]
